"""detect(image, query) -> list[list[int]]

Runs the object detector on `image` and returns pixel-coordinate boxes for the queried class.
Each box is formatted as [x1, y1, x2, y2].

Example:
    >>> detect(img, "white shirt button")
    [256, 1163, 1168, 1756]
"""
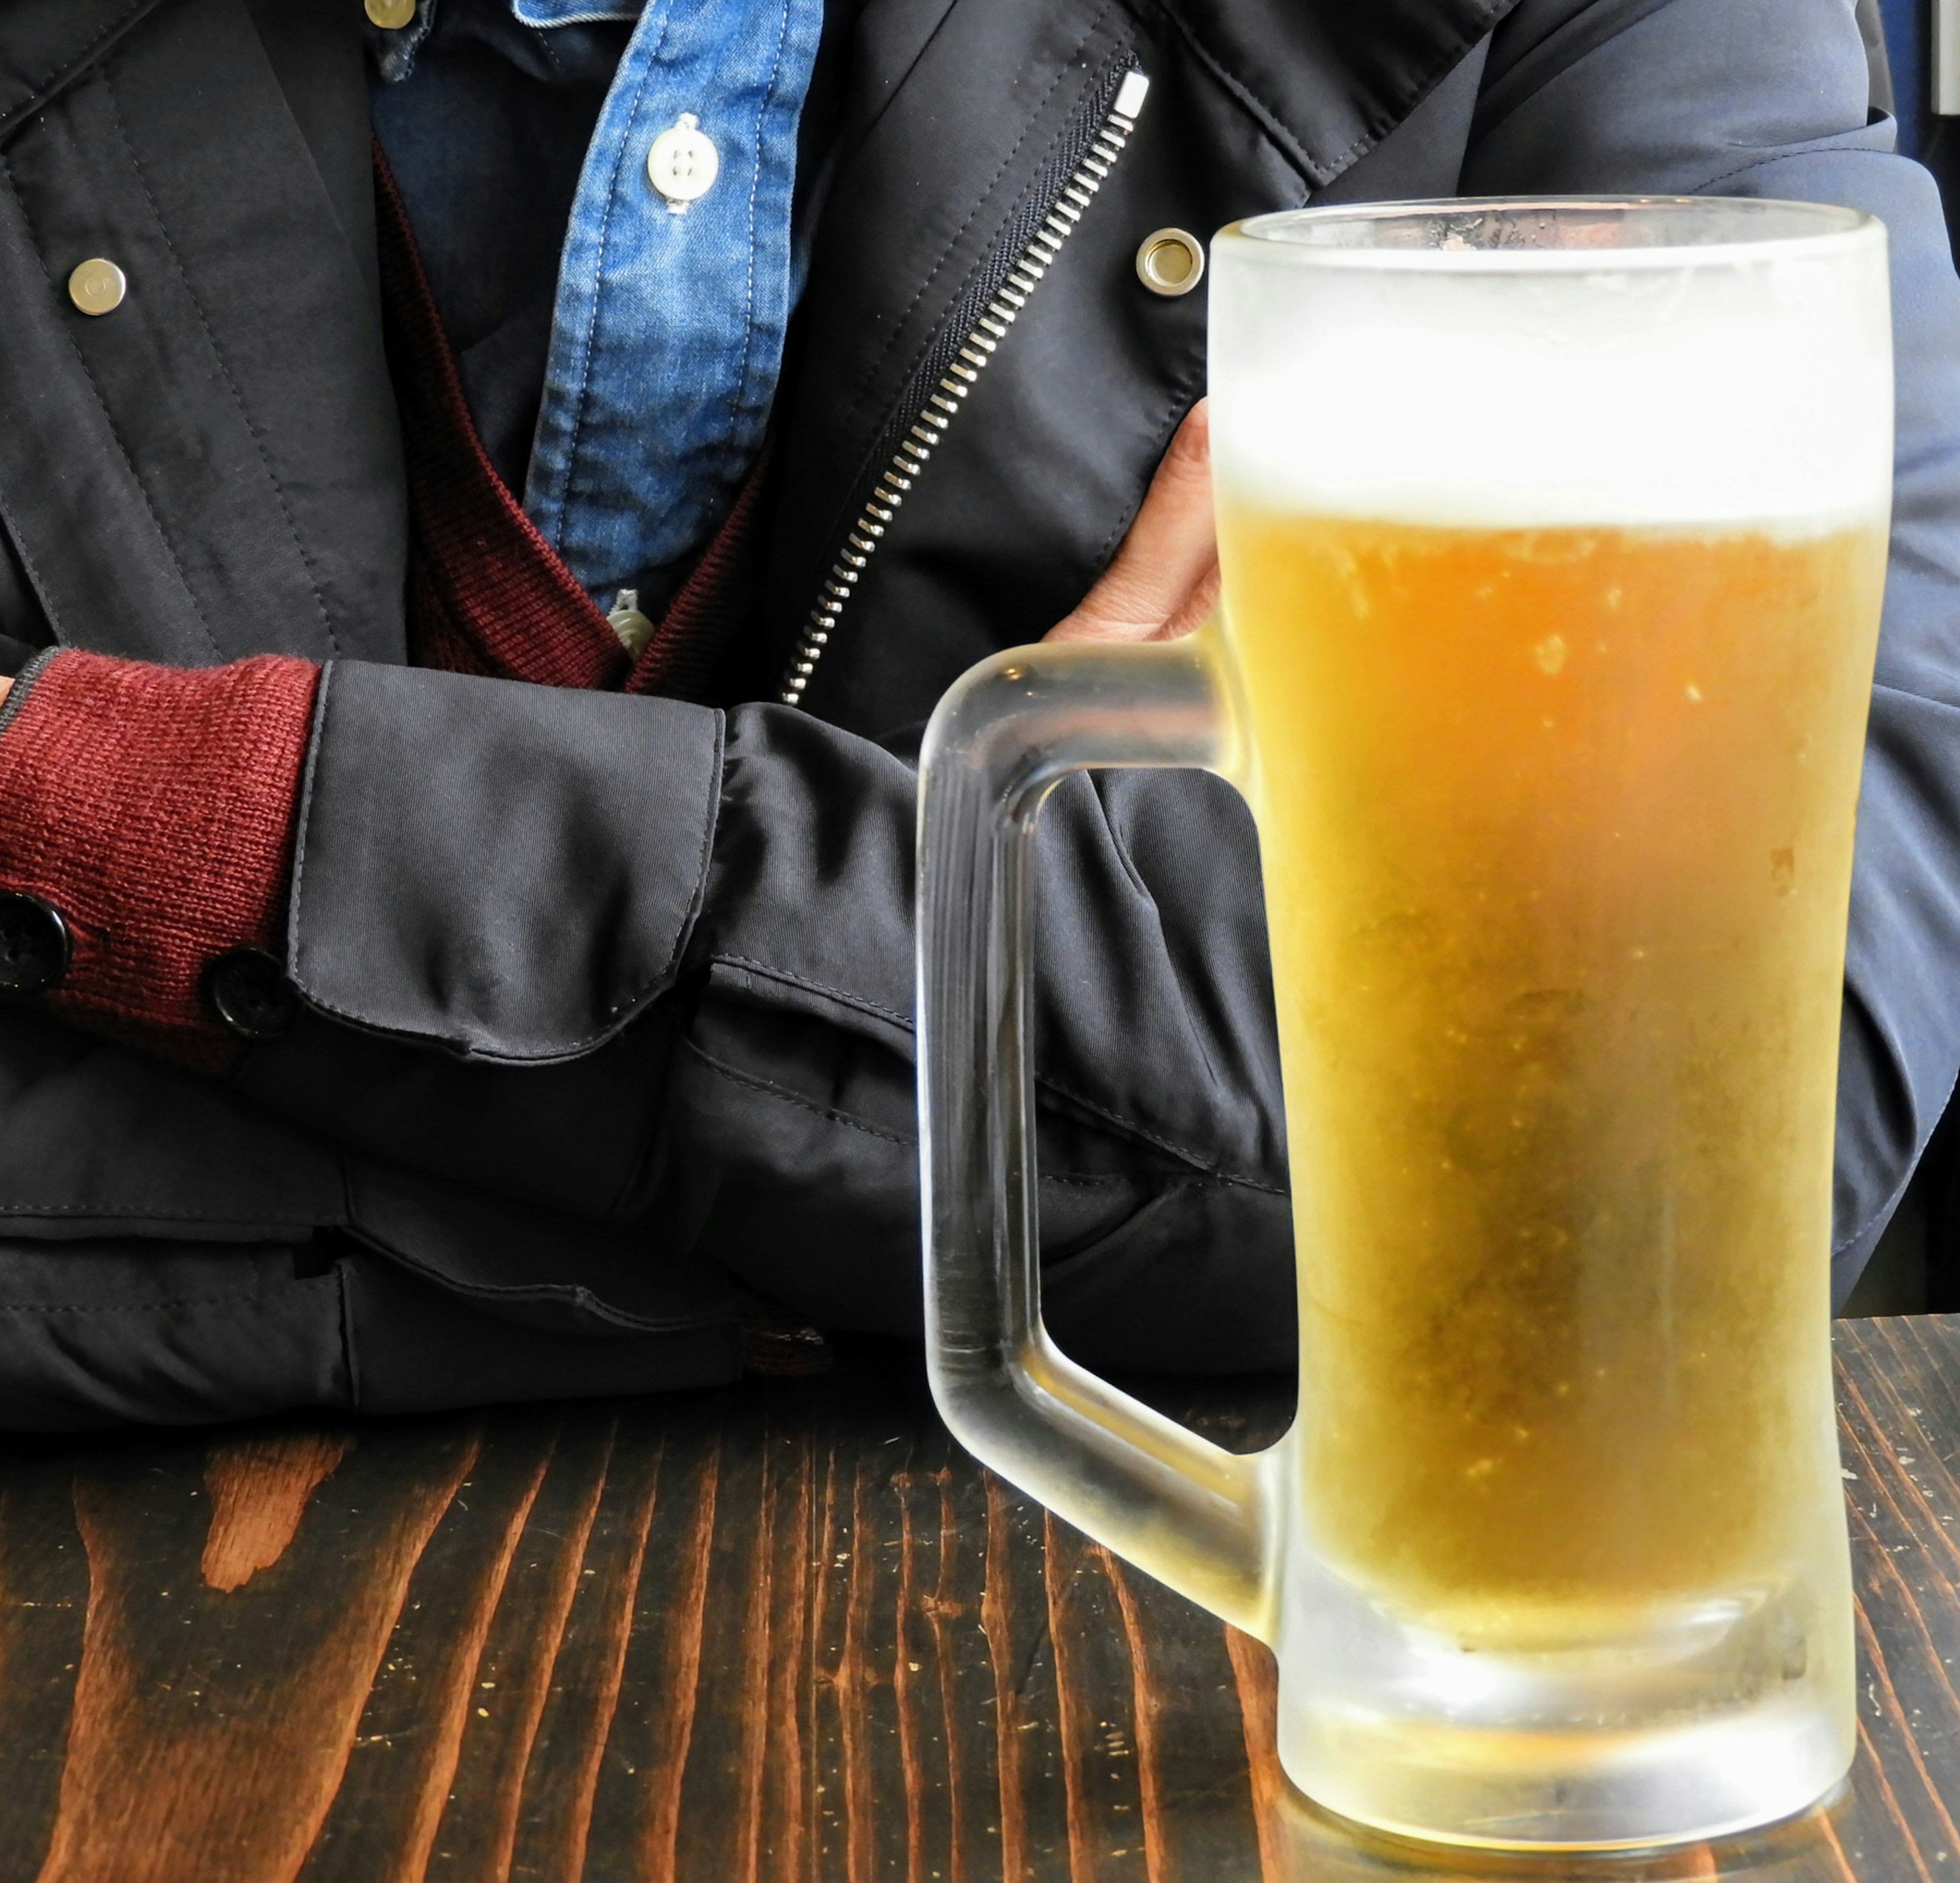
[68, 258, 127, 316]
[647, 114, 719, 214]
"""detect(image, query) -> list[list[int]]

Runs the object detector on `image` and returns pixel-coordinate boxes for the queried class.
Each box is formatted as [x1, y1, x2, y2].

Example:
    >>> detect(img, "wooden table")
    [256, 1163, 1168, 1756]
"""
[1, 1319, 1957, 1881]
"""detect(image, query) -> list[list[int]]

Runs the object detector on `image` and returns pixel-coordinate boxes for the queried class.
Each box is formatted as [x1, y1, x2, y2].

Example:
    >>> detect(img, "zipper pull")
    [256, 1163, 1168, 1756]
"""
[608, 589, 656, 658]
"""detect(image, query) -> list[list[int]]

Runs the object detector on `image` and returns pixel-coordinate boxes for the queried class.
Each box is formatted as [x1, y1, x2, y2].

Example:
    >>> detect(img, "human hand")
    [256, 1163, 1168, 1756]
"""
[1044, 401, 1216, 644]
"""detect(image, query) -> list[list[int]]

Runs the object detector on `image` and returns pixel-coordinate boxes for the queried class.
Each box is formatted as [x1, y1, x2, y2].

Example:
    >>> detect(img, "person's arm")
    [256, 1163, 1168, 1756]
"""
[0, 416, 1288, 1370]
[0, 401, 1219, 1072]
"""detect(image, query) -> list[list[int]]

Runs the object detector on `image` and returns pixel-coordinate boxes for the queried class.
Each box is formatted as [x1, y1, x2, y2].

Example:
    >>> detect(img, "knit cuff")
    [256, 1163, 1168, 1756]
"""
[0, 649, 321, 1065]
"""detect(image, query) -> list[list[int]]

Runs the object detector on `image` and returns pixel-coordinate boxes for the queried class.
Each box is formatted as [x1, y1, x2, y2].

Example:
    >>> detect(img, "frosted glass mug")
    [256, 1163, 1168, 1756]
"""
[915, 200, 1892, 1849]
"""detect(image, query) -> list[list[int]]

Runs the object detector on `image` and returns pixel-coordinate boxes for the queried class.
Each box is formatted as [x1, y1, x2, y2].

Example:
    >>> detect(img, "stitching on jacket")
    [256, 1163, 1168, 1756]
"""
[1034, 1067, 1287, 1195]
[101, 77, 343, 658]
[0, 488, 63, 647]
[1139, 0, 1328, 183]
[1077, 759, 1234, 1101]
[1093, 374, 1207, 569]
[1137, 0, 1369, 181]
[688, 1038, 919, 1148]
[729, 0, 792, 456]
[1041, 1173, 1282, 1270]
[0, 1202, 322, 1222]
[1830, 990, 1956, 1260]
[0, 141, 224, 661]
[0, 1288, 327, 1317]
[832, 3, 1121, 470]
[598, 704, 726, 1023]
[1146, 0, 1514, 186]
[708, 951, 1282, 1191]
[1834, 1160, 1921, 1258]
[0, 0, 159, 144]
[687, 1038, 1172, 1191]
[837, 0, 955, 160]
[713, 952, 913, 1031]
[1694, 141, 1895, 197]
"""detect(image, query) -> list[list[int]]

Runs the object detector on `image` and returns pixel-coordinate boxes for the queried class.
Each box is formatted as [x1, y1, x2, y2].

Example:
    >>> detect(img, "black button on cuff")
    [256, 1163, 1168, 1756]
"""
[0, 892, 70, 997]
[205, 947, 299, 1040]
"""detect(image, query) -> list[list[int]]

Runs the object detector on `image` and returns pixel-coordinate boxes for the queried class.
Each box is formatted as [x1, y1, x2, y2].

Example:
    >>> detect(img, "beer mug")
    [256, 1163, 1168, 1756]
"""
[915, 199, 1891, 1849]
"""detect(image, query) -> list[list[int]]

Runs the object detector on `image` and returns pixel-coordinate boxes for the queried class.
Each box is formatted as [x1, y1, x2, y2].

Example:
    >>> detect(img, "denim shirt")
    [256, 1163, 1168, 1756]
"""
[372, 0, 824, 614]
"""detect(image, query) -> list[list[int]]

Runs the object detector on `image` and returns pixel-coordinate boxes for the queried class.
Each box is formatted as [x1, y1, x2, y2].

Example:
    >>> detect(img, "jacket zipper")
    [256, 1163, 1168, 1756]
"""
[778, 63, 1152, 707]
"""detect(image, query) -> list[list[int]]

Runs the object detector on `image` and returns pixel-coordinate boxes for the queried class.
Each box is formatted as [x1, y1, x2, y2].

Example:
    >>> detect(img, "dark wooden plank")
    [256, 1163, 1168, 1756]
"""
[297, 1408, 547, 1883]
[8, 1325, 1960, 1879]
[506, 1406, 667, 1882]
[0, 1445, 90, 1880]
[1044, 1516, 1150, 1882]
[30, 1419, 474, 1883]
[424, 1408, 617, 1881]
[582, 1407, 721, 1879]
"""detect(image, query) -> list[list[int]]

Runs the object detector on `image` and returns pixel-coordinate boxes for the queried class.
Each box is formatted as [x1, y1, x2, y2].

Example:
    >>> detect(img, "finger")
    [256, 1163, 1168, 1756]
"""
[1046, 401, 1217, 643]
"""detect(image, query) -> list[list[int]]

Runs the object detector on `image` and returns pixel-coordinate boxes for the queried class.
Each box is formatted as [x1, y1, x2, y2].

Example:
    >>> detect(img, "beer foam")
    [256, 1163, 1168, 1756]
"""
[1208, 221, 1894, 532]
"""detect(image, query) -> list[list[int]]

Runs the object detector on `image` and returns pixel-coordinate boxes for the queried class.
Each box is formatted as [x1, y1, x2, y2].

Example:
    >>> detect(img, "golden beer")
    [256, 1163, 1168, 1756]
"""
[1218, 507, 1886, 1644]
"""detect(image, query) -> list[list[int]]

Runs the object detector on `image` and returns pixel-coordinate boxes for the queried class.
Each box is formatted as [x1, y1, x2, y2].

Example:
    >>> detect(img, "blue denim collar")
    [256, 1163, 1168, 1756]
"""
[372, 0, 822, 611]
[521, 0, 823, 610]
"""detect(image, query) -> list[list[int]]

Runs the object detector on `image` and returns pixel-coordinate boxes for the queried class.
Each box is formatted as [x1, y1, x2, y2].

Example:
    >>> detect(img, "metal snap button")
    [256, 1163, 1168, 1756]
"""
[67, 258, 127, 317]
[648, 114, 719, 213]
[205, 947, 299, 1040]
[0, 892, 70, 996]
[1135, 228, 1205, 298]
[364, 0, 416, 28]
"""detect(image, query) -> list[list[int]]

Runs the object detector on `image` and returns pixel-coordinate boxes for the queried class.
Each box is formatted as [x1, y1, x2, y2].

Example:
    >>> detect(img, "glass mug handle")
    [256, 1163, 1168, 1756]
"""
[916, 630, 1279, 1641]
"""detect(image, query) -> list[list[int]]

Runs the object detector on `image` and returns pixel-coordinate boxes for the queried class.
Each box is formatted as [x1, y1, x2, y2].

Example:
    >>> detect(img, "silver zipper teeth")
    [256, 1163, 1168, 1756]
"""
[778, 68, 1149, 707]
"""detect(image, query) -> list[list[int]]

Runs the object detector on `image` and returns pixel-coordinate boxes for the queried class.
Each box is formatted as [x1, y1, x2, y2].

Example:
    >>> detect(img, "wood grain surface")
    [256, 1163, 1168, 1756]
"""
[0, 1319, 1957, 1881]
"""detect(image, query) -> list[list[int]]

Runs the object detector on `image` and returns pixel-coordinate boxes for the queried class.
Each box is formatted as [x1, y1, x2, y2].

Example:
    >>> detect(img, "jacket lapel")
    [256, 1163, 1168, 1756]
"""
[1162, 0, 1525, 186]
[0, 0, 407, 667]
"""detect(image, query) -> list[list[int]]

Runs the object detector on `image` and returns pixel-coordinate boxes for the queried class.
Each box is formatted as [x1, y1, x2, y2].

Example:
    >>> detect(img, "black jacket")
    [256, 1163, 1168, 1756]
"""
[0, 0, 1951, 1427]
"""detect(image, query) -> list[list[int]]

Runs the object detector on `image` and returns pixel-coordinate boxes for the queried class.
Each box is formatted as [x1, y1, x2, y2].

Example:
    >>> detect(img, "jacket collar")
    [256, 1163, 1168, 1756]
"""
[0, 0, 172, 143]
[1153, 0, 1524, 185]
[840, 0, 1520, 192]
